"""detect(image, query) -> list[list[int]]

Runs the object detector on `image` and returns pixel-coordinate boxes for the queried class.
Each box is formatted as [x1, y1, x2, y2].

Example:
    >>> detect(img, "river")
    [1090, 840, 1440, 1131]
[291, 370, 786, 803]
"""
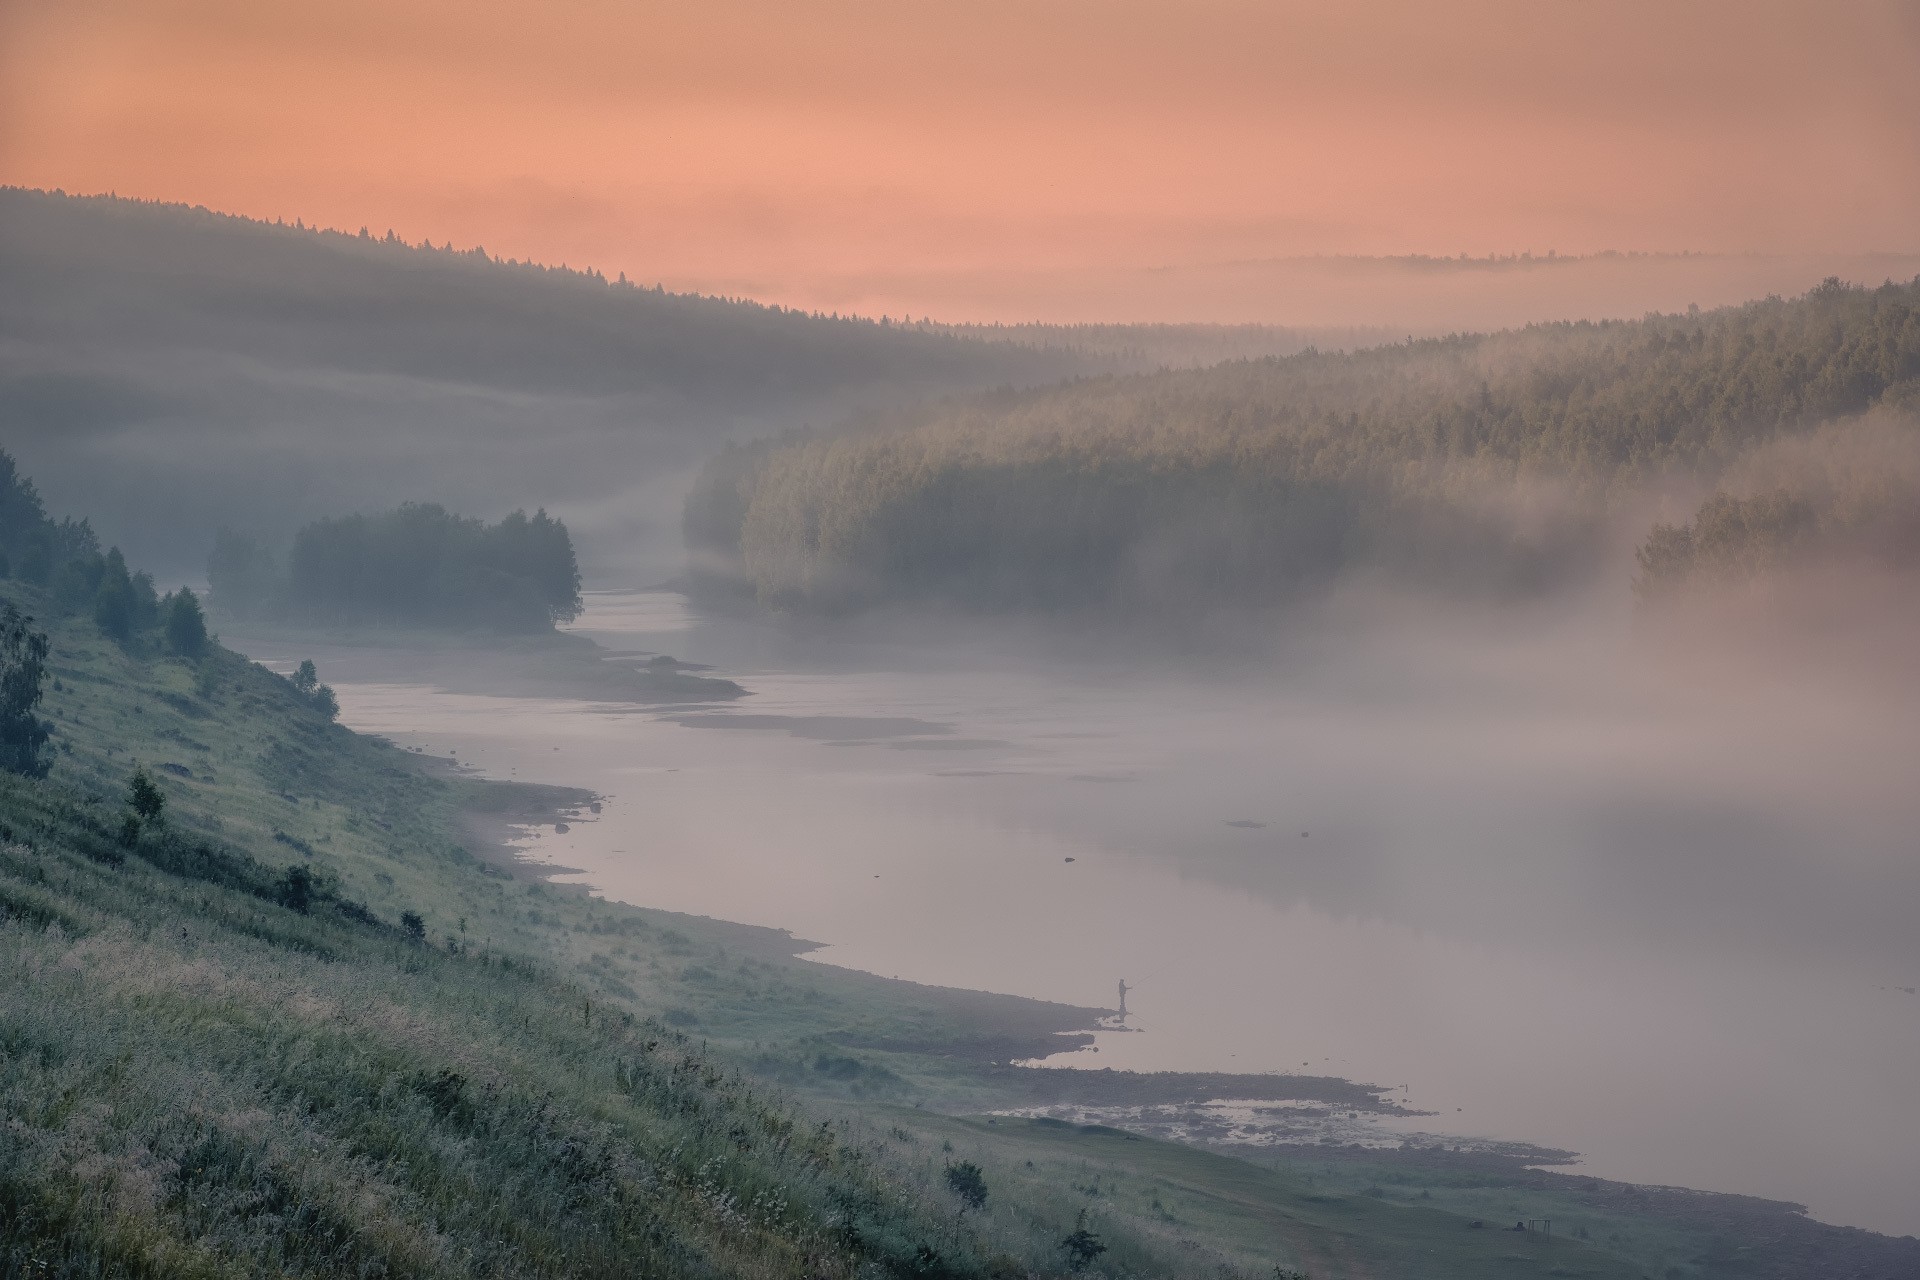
[234, 588, 1920, 1237]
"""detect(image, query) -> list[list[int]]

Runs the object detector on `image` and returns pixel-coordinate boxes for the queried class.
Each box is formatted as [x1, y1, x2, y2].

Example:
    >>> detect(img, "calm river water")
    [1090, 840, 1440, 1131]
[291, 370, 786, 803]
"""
[239, 590, 1920, 1236]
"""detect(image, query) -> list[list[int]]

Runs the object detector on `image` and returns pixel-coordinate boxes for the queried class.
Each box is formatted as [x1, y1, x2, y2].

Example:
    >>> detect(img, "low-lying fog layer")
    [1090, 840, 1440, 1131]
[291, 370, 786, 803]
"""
[239, 589, 1920, 1237]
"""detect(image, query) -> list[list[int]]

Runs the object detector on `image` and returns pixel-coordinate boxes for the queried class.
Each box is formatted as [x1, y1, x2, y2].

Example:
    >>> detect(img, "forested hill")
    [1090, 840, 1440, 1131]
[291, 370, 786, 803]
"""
[917, 320, 1408, 368]
[0, 189, 1092, 582]
[0, 189, 1379, 582]
[0, 188, 1083, 401]
[688, 278, 1920, 613]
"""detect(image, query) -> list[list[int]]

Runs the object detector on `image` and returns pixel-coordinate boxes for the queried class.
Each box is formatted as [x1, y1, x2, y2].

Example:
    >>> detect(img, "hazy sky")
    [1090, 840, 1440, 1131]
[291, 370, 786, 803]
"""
[5, 0, 1919, 319]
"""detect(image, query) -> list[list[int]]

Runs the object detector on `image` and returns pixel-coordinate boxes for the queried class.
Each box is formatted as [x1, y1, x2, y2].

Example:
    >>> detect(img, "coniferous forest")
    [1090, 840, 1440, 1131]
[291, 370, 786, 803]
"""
[209, 504, 583, 632]
[688, 279, 1920, 613]
[0, 451, 209, 656]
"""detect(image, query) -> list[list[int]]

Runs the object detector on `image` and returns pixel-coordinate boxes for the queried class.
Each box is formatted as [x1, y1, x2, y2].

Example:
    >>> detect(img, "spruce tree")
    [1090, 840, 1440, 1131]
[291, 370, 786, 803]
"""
[164, 587, 208, 657]
[0, 604, 51, 778]
[128, 766, 166, 824]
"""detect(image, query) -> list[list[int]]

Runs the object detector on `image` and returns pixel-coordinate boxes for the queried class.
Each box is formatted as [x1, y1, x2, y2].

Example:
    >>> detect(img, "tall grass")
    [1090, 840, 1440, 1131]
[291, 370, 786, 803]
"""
[0, 778, 1035, 1277]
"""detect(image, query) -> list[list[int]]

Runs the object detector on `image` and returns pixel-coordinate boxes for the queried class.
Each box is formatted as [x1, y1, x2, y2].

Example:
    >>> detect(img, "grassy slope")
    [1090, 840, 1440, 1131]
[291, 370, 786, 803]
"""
[0, 580, 1852, 1278]
[0, 806, 922, 1278]
[883, 1116, 1649, 1280]
[198, 619, 750, 706]
[5, 584, 1183, 1278]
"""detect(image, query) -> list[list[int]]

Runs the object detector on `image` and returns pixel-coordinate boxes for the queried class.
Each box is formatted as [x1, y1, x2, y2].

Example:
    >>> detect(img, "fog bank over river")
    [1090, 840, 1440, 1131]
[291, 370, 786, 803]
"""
[232, 589, 1920, 1237]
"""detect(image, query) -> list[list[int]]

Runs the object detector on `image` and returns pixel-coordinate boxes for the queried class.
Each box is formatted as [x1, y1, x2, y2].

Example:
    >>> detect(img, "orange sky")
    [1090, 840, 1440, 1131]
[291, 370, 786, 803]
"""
[4, 0, 1919, 321]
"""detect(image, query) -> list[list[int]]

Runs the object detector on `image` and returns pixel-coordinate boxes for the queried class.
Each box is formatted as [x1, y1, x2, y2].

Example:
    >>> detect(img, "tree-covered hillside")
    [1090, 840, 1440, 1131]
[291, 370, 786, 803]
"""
[0, 189, 1381, 583]
[1631, 410, 1920, 601]
[689, 279, 1920, 612]
[0, 451, 210, 657]
[0, 189, 1084, 581]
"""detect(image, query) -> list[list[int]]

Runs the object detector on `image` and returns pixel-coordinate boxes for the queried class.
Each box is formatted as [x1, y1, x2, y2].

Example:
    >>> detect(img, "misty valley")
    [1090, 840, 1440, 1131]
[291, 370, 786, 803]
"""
[290, 587, 1920, 1232]
[2, 188, 1919, 1280]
